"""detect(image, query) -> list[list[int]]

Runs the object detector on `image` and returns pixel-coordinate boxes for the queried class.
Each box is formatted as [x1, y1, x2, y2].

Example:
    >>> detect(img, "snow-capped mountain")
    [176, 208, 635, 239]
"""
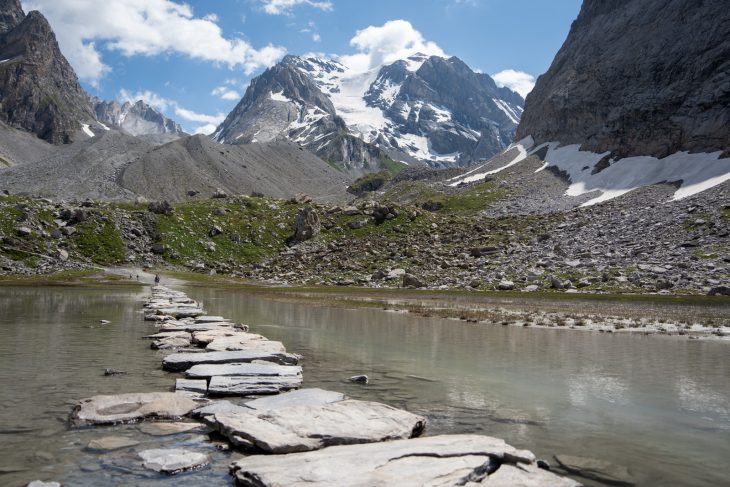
[213, 54, 523, 171]
[93, 99, 185, 138]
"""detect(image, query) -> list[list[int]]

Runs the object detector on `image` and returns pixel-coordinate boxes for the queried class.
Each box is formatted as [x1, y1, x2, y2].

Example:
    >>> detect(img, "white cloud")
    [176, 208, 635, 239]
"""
[260, 0, 333, 15]
[339, 20, 446, 73]
[211, 86, 242, 101]
[173, 107, 225, 125]
[492, 69, 536, 98]
[118, 89, 172, 111]
[312, 33, 321, 42]
[24, 0, 286, 84]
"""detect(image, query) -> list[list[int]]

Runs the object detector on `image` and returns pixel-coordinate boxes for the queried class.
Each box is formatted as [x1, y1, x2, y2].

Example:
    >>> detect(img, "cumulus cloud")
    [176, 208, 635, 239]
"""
[492, 69, 536, 98]
[211, 86, 242, 101]
[118, 89, 225, 134]
[260, 0, 333, 15]
[24, 0, 286, 85]
[339, 20, 446, 73]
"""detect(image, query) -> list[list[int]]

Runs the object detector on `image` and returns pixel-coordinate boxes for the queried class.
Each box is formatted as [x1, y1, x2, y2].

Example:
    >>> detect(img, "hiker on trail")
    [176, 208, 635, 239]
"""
[154, 274, 160, 285]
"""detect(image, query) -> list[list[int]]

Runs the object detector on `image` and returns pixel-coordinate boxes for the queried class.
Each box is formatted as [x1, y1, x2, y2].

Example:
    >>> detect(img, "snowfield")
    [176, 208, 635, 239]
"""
[449, 136, 730, 204]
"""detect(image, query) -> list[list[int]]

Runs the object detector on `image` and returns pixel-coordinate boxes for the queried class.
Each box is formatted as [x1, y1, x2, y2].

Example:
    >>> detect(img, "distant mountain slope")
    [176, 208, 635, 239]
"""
[517, 0, 730, 158]
[0, 120, 55, 166]
[0, 0, 94, 144]
[93, 99, 186, 138]
[213, 54, 523, 171]
[0, 133, 350, 203]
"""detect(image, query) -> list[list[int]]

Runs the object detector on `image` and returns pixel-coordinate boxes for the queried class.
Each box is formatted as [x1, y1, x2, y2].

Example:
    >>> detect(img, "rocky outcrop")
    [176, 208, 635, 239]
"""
[291, 207, 321, 243]
[0, 0, 94, 144]
[517, 0, 730, 158]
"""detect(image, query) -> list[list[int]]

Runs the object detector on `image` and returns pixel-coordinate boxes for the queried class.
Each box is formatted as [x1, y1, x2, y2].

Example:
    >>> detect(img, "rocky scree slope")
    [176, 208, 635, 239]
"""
[0, 132, 351, 203]
[213, 54, 523, 172]
[517, 0, 730, 158]
[0, 0, 95, 144]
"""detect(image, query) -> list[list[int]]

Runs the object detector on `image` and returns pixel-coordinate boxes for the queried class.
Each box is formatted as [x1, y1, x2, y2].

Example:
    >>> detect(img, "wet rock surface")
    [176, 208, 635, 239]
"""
[211, 399, 426, 453]
[138, 448, 208, 474]
[70, 392, 198, 426]
[230, 434, 580, 486]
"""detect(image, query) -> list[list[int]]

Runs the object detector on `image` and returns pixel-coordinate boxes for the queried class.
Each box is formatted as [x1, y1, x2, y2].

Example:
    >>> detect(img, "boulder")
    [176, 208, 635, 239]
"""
[70, 392, 199, 426]
[497, 280, 515, 291]
[402, 273, 425, 288]
[291, 207, 321, 243]
[229, 434, 580, 486]
[138, 448, 208, 474]
[163, 350, 299, 372]
[212, 399, 426, 453]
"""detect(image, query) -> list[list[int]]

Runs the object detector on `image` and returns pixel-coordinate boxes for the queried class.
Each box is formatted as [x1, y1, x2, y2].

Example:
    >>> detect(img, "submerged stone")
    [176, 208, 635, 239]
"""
[86, 436, 140, 452]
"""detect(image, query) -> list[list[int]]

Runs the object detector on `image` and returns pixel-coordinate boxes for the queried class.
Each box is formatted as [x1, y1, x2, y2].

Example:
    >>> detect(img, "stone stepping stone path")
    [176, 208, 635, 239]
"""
[65, 284, 579, 485]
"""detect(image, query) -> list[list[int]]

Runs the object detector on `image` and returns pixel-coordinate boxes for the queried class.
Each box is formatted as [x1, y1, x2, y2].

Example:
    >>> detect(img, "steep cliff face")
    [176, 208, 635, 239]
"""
[0, 0, 94, 144]
[516, 0, 730, 158]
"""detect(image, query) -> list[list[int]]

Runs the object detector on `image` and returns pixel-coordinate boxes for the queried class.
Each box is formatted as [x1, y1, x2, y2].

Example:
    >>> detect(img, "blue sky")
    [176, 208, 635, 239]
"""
[22, 0, 582, 134]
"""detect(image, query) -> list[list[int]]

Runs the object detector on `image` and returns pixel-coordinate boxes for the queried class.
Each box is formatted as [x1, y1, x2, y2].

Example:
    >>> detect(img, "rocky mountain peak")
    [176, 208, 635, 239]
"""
[0, 3, 94, 144]
[93, 98, 185, 137]
[213, 52, 524, 171]
[0, 0, 24, 34]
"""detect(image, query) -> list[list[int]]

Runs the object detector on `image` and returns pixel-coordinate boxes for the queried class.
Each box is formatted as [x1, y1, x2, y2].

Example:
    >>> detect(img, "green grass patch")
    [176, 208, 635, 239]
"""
[70, 216, 126, 265]
[379, 155, 407, 175]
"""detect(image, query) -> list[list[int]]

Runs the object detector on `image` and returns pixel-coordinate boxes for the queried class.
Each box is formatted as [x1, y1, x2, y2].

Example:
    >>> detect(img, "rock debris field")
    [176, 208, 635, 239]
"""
[44, 285, 582, 486]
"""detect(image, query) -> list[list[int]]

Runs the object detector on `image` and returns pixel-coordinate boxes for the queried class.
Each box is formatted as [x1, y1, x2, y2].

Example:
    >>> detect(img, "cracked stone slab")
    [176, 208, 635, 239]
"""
[138, 448, 208, 474]
[184, 362, 302, 379]
[176, 378, 208, 395]
[230, 434, 580, 486]
[244, 388, 346, 410]
[70, 392, 199, 426]
[213, 399, 426, 454]
[208, 375, 303, 396]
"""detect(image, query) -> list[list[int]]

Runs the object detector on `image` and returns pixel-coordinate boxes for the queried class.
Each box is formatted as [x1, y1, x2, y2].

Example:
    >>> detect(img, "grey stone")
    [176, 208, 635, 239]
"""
[138, 422, 204, 436]
[229, 434, 579, 486]
[244, 388, 346, 410]
[27, 482, 61, 487]
[175, 378, 207, 395]
[212, 399, 426, 453]
[138, 448, 208, 474]
[163, 350, 299, 372]
[291, 207, 321, 243]
[86, 436, 139, 452]
[70, 392, 198, 426]
[208, 375, 303, 396]
[185, 362, 303, 379]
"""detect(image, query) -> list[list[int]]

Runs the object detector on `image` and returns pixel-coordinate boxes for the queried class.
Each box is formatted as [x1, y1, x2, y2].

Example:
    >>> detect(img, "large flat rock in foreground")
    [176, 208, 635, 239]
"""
[71, 392, 199, 426]
[212, 399, 425, 453]
[230, 434, 580, 486]
[162, 350, 299, 371]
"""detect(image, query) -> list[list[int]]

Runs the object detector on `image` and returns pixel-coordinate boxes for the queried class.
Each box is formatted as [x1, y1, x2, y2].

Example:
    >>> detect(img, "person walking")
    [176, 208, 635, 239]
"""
[154, 274, 160, 285]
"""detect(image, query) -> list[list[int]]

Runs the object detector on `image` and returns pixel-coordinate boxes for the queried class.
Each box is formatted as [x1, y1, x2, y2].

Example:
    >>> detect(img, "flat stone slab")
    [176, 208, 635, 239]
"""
[230, 434, 579, 486]
[212, 399, 426, 453]
[163, 350, 299, 371]
[158, 323, 234, 333]
[143, 331, 191, 340]
[86, 436, 140, 452]
[152, 336, 191, 350]
[194, 316, 229, 323]
[191, 400, 249, 419]
[208, 375, 303, 396]
[71, 392, 199, 426]
[27, 481, 61, 487]
[206, 336, 286, 353]
[244, 388, 346, 410]
[156, 307, 205, 318]
[138, 422, 205, 436]
[139, 448, 208, 474]
[175, 379, 208, 394]
[192, 330, 265, 346]
[555, 454, 634, 486]
[185, 363, 303, 379]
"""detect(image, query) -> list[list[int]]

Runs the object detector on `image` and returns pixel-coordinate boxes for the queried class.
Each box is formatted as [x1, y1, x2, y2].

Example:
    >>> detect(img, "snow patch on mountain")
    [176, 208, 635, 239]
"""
[449, 136, 730, 204]
[81, 123, 94, 137]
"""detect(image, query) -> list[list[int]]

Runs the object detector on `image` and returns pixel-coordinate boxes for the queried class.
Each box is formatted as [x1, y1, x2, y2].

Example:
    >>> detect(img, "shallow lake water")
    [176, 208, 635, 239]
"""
[1, 284, 729, 486]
